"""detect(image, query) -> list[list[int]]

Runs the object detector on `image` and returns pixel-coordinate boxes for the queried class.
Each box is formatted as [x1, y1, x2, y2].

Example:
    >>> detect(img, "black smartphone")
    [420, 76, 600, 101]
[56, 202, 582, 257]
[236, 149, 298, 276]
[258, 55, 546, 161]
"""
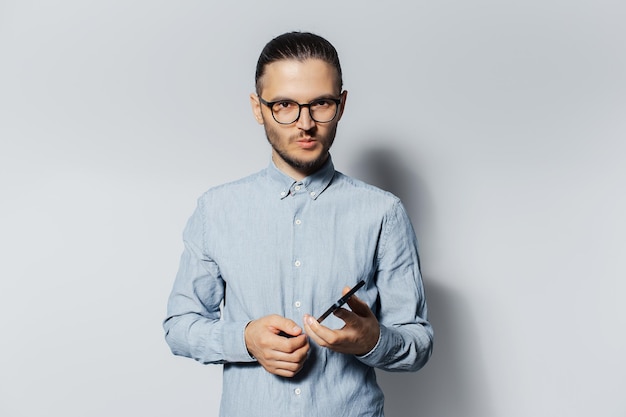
[316, 280, 365, 323]
[278, 280, 366, 337]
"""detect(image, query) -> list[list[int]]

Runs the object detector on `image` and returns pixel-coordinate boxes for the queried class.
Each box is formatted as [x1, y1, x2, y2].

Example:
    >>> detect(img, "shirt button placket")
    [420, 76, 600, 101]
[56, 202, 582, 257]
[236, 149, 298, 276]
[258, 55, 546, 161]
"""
[294, 215, 302, 268]
[292, 185, 305, 336]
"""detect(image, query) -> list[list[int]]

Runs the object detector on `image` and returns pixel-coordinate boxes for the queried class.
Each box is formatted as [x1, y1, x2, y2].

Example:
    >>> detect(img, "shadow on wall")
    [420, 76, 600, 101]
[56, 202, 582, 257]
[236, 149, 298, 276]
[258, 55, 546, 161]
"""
[350, 146, 493, 417]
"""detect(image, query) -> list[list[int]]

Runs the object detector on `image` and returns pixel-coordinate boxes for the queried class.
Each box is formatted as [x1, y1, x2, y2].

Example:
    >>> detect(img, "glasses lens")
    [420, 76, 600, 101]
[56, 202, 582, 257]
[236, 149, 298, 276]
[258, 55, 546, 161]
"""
[309, 99, 338, 123]
[271, 101, 300, 124]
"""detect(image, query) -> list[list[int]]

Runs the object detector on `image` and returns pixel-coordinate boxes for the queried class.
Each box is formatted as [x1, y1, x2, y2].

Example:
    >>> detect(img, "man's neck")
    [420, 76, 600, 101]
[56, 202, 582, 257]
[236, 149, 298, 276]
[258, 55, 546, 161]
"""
[271, 153, 329, 181]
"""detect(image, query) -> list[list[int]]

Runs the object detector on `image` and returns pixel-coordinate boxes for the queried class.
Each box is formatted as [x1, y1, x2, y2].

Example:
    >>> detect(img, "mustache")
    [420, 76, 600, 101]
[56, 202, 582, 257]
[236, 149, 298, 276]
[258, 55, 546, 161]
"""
[292, 133, 316, 141]
[296, 126, 317, 138]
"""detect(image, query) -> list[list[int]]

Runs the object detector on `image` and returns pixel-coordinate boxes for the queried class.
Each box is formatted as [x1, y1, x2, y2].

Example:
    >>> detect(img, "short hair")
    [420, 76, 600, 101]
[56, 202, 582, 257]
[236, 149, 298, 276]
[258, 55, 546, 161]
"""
[255, 31, 343, 94]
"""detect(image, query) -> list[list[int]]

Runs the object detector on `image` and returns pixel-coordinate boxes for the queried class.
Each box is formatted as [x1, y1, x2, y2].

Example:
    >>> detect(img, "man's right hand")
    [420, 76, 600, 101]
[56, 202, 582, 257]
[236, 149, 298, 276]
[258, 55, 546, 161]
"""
[244, 315, 310, 377]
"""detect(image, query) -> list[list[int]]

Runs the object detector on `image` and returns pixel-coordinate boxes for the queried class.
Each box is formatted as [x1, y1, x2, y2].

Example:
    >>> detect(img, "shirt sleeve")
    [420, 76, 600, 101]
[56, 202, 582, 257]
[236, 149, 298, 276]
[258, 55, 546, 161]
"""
[356, 200, 434, 372]
[162, 197, 255, 364]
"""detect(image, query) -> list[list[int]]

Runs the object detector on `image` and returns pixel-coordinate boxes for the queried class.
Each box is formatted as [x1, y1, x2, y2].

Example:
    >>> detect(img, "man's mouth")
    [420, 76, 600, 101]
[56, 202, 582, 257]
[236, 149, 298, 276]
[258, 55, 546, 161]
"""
[296, 138, 317, 149]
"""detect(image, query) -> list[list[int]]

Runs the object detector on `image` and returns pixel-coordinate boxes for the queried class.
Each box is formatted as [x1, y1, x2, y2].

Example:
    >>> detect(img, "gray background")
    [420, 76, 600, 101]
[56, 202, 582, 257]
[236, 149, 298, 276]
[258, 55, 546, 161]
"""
[1, 1, 624, 416]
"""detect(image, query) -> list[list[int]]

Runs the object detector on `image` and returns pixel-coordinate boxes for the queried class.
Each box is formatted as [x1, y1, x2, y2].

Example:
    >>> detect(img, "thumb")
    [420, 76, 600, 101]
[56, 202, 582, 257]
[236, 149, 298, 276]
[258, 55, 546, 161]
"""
[269, 315, 302, 337]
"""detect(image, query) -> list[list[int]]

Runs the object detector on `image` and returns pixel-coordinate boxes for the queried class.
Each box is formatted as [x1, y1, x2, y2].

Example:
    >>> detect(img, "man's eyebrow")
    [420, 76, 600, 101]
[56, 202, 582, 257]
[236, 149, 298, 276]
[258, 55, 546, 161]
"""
[313, 93, 341, 100]
[265, 93, 340, 102]
[263, 95, 295, 102]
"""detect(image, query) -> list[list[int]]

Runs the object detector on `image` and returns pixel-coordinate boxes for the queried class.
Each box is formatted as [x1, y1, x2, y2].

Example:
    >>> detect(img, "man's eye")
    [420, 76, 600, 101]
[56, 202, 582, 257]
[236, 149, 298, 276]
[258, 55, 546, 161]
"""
[311, 99, 332, 108]
[275, 101, 296, 110]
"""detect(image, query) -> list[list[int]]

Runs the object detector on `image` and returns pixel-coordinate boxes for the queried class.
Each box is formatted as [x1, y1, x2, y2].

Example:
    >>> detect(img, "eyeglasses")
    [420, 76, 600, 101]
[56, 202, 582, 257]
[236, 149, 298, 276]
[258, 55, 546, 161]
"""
[258, 96, 342, 125]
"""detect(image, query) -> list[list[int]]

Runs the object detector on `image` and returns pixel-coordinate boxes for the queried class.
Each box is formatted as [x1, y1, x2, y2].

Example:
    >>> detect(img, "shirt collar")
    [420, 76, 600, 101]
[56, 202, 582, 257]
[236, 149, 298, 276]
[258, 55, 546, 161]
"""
[267, 156, 335, 200]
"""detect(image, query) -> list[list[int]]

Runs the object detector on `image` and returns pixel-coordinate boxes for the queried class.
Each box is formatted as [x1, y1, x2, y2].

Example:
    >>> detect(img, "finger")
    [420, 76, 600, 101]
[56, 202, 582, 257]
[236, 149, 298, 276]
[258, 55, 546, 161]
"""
[266, 359, 306, 377]
[273, 333, 309, 353]
[344, 293, 372, 317]
[339, 286, 371, 317]
[264, 341, 310, 374]
[266, 316, 303, 337]
[303, 314, 338, 346]
[266, 339, 309, 361]
[332, 306, 359, 324]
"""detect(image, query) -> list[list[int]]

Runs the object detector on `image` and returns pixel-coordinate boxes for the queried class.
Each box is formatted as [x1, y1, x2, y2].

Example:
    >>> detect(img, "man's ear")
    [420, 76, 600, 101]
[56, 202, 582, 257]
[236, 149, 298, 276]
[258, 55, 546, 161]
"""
[336, 90, 348, 121]
[250, 93, 264, 125]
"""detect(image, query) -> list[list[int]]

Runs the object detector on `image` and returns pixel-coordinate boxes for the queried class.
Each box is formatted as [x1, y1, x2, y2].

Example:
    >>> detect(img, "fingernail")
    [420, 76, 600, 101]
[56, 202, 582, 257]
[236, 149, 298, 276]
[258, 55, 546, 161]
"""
[305, 315, 315, 325]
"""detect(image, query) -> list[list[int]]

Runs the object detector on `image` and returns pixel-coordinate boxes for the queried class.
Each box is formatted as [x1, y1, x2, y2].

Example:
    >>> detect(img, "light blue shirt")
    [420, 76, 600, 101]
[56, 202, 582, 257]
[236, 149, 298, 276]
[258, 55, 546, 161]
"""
[163, 157, 433, 417]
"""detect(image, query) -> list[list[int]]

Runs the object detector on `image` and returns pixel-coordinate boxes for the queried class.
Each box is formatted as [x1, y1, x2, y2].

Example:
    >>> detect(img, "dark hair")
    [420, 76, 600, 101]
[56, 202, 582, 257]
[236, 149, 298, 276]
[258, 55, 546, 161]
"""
[255, 31, 343, 94]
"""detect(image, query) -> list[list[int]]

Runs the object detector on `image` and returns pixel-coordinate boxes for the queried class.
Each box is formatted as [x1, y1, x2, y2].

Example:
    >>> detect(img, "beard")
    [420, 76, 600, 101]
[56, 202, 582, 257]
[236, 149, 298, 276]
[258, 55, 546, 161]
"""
[263, 121, 337, 174]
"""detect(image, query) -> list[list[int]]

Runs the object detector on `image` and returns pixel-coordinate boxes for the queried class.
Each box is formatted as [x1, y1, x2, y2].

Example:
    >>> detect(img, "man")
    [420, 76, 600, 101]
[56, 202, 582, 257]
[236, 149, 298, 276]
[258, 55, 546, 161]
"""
[163, 31, 433, 417]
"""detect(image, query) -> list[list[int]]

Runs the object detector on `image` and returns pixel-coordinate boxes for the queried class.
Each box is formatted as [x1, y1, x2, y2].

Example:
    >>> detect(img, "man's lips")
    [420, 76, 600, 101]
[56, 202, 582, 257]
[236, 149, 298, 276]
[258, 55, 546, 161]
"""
[296, 138, 317, 149]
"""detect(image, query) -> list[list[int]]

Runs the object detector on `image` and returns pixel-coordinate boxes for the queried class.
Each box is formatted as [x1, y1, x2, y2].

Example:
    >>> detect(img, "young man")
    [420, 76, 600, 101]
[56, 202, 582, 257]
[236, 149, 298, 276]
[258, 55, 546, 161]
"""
[163, 31, 433, 417]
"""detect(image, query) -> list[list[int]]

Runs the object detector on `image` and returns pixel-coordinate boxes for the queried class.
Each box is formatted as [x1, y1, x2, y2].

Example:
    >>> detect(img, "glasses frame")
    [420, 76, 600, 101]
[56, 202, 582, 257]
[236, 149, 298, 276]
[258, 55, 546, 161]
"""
[258, 96, 342, 125]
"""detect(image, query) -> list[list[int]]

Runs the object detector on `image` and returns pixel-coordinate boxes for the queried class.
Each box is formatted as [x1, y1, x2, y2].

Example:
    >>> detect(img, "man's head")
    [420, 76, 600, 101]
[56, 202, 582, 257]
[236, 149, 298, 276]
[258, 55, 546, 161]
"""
[255, 31, 343, 95]
[250, 32, 347, 180]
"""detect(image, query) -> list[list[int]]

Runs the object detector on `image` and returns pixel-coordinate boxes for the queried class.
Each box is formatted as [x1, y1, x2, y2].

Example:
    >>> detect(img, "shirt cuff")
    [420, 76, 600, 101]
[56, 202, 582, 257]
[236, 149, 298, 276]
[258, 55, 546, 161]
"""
[356, 326, 383, 361]
[355, 324, 396, 367]
[220, 320, 256, 363]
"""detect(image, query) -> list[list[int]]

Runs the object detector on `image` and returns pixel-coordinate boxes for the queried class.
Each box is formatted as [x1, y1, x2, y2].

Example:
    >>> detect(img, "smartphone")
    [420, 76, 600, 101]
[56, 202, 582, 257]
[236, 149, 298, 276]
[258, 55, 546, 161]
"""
[278, 280, 366, 337]
[316, 280, 366, 323]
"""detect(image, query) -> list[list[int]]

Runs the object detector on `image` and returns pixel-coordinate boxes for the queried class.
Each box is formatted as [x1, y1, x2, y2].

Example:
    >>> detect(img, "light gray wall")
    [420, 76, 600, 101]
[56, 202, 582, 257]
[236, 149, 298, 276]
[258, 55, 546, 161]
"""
[1, 1, 624, 416]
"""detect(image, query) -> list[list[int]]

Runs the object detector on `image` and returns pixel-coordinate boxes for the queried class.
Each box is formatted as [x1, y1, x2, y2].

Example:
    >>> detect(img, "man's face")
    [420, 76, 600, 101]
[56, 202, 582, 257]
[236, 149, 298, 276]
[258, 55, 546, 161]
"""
[251, 58, 347, 180]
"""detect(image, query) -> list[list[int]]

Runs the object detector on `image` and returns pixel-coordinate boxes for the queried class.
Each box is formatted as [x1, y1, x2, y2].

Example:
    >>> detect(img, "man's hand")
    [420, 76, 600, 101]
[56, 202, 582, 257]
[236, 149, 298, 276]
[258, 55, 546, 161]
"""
[244, 315, 310, 377]
[303, 287, 380, 356]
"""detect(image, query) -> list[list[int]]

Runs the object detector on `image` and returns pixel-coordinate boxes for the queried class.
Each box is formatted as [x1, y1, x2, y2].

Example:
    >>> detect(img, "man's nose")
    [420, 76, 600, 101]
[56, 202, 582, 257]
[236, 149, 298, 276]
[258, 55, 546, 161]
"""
[295, 106, 316, 130]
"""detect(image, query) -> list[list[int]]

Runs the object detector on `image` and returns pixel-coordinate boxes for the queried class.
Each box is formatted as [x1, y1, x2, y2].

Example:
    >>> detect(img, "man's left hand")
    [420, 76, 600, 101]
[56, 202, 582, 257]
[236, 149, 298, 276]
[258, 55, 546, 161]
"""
[303, 287, 380, 356]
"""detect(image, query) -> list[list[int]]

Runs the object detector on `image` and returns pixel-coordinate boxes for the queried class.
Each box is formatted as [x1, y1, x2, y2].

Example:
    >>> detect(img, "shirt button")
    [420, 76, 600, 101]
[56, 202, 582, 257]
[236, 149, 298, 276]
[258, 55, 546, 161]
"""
[280, 191, 286, 197]
[294, 388, 301, 395]
[310, 191, 316, 197]
[294, 260, 301, 267]
[294, 185, 301, 191]
[294, 301, 301, 308]
[295, 219, 302, 225]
